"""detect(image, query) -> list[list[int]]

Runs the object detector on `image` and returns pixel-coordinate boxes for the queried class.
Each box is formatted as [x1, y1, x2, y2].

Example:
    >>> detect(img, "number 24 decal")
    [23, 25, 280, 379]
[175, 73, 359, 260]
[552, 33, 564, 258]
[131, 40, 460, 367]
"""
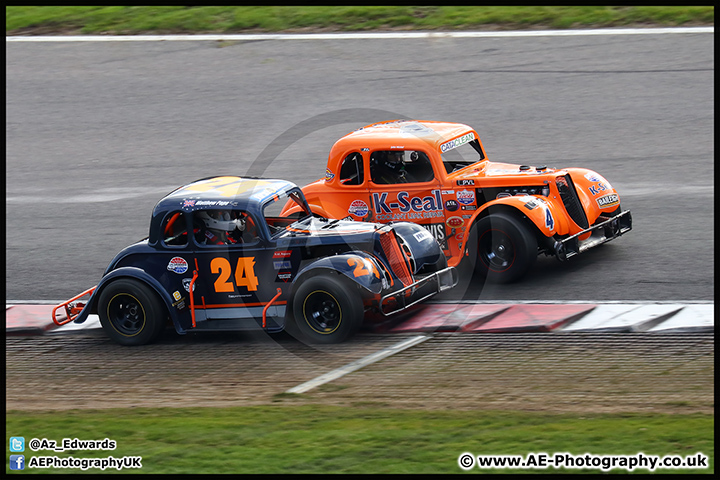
[211, 257, 259, 292]
[347, 258, 380, 279]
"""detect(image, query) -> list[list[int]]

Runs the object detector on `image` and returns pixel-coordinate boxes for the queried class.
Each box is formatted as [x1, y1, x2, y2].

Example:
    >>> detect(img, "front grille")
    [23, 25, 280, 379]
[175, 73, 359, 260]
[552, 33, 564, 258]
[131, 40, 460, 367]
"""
[380, 230, 412, 287]
[556, 174, 589, 229]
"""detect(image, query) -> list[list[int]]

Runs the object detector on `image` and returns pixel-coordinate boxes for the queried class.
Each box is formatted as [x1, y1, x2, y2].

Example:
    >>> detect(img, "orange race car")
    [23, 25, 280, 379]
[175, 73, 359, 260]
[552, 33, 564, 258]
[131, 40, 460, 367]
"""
[284, 120, 632, 283]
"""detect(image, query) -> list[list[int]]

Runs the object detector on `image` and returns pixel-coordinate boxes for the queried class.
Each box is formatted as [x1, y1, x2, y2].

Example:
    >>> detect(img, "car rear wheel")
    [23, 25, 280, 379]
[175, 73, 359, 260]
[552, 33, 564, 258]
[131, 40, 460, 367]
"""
[98, 279, 167, 346]
[291, 275, 363, 344]
[470, 213, 538, 284]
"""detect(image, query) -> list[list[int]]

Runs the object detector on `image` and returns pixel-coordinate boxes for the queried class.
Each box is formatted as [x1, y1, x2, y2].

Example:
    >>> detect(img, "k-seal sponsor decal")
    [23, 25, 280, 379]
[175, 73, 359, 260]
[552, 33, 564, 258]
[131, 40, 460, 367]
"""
[456, 189, 475, 205]
[372, 190, 444, 221]
[440, 132, 476, 153]
[167, 257, 189, 274]
[597, 193, 620, 208]
[588, 182, 612, 196]
[348, 199, 369, 217]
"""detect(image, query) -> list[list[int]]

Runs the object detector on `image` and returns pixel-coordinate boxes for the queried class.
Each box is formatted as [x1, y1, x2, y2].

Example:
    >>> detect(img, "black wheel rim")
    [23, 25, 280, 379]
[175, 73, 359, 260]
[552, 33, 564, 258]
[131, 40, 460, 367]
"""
[302, 290, 341, 334]
[107, 293, 146, 336]
[478, 229, 516, 272]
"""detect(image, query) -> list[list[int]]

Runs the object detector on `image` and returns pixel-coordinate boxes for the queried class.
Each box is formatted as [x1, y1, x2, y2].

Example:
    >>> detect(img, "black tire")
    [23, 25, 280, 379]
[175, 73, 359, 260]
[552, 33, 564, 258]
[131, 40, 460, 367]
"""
[97, 279, 167, 346]
[470, 212, 538, 284]
[291, 274, 363, 344]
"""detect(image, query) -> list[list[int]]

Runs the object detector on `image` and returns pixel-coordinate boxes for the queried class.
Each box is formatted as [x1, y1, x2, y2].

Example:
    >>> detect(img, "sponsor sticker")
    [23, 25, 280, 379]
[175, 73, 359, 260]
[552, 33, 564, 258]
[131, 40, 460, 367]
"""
[273, 260, 292, 270]
[182, 278, 195, 292]
[325, 168, 335, 181]
[597, 193, 620, 208]
[447, 216, 464, 228]
[348, 199, 369, 217]
[172, 291, 182, 301]
[423, 223, 447, 250]
[167, 257, 189, 274]
[456, 189, 475, 205]
[413, 229, 434, 243]
[439, 132, 475, 153]
[445, 199, 459, 211]
[277, 272, 293, 282]
[457, 179, 475, 186]
[584, 172, 604, 183]
[273, 250, 292, 258]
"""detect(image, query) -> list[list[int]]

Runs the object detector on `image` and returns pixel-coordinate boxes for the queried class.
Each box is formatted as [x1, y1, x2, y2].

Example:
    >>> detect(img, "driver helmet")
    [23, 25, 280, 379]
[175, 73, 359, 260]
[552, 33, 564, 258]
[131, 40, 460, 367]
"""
[196, 210, 245, 243]
[384, 151, 405, 170]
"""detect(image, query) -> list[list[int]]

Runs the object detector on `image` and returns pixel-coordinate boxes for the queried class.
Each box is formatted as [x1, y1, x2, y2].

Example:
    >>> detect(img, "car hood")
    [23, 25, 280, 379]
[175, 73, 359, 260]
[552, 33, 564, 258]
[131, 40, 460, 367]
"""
[276, 217, 382, 238]
[450, 160, 559, 180]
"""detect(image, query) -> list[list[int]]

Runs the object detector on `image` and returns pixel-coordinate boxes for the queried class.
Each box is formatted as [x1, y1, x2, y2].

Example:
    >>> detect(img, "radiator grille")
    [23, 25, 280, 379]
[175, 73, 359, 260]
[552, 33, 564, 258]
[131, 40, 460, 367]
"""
[556, 174, 589, 229]
[380, 231, 412, 287]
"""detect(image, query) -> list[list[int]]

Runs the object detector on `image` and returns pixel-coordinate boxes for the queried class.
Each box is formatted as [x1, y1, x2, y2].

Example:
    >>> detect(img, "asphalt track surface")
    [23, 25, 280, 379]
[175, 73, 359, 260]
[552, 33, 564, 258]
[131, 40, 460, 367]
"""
[5, 30, 714, 304]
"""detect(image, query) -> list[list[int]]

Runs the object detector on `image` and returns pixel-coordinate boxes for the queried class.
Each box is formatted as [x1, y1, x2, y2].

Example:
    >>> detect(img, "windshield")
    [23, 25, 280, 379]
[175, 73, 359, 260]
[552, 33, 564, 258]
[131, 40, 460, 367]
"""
[440, 139, 485, 174]
[263, 189, 312, 236]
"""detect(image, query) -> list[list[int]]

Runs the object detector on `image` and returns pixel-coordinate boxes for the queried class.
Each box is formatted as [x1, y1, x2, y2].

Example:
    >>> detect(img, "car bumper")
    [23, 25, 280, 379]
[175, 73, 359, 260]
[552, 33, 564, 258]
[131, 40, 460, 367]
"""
[553, 210, 632, 261]
[379, 266, 458, 316]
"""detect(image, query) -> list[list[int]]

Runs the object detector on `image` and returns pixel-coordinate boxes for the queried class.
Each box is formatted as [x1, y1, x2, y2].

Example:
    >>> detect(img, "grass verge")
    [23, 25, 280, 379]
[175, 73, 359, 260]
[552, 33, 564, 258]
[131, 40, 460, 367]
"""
[6, 405, 713, 474]
[6, 6, 714, 35]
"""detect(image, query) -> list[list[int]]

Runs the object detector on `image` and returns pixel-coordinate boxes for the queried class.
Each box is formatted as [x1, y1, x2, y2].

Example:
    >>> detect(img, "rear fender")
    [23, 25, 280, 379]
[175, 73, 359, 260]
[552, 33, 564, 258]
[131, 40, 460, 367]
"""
[82, 267, 185, 334]
[294, 252, 386, 296]
[473, 196, 568, 237]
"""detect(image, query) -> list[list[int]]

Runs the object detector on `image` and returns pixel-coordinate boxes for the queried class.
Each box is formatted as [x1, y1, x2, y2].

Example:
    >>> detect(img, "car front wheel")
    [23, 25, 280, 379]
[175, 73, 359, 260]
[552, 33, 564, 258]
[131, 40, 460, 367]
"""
[470, 213, 538, 284]
[291, 275, 363, 344]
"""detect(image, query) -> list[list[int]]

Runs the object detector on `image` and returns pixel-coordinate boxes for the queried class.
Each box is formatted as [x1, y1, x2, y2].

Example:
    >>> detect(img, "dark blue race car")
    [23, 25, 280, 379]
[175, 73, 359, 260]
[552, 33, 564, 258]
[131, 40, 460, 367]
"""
[53, 176, 458, 345]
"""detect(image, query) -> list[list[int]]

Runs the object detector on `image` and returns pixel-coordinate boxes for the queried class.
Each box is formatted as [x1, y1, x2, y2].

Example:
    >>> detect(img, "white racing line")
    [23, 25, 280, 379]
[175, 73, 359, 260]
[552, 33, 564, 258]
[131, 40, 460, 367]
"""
[5, 27, 713, 43]
[286, 334, 431, 394]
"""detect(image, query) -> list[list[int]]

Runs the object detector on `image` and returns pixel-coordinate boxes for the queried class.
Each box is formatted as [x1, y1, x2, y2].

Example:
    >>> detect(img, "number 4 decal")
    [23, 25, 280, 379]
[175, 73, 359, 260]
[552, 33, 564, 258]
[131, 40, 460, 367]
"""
[211, 257, 259, 292]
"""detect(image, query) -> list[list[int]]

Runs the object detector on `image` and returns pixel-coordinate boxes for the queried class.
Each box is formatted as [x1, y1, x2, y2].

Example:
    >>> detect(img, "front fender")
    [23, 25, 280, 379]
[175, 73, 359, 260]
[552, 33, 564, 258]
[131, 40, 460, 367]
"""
[78, 267, 184, 334]
[474, 195, 568, 237]
[295, 252, 385, 295]
[387, 221, 447, 273]
[565, 167, 622, 225]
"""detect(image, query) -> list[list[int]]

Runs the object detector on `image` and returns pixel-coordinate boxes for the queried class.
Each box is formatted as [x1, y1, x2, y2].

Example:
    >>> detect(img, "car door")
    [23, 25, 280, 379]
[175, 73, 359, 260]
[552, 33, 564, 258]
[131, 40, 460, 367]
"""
[367, 149, 448, 250]
[328, 150, 373, 222]
[191, 209, 282, 327]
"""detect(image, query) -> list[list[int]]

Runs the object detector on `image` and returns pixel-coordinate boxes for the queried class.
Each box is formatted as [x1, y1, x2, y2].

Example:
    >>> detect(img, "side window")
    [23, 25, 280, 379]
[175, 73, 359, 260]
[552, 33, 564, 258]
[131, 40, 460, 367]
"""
[339, 152, 364, 185]
[370, 150, 435, 184]
[162, 211, 188, 246]
[193, 209, 259, 246]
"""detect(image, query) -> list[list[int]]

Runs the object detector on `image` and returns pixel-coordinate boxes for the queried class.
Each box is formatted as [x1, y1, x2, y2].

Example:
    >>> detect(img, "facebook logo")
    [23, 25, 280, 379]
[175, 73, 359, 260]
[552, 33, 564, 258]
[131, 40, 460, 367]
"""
[9, 455, 25, 470]
[9, 436, 25, 452]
